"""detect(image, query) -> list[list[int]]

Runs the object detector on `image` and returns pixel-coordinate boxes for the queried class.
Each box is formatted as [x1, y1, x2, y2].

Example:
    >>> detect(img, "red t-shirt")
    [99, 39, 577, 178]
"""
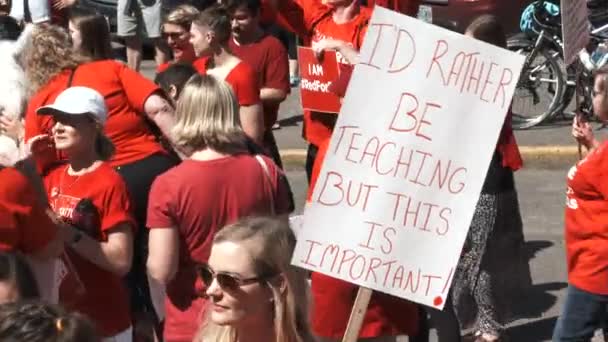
[306, 140, 419, 338]
[565, 142, 608, 295]
[44, 163, 135, 336]
[229, 35, 290, 130]
[275, 0, 371, 146]
[25, 60, 166, 169]
[147, 154, 289, 342]
[0, 167, 57, 254]
[156, 58, 208, 74]
[197, 58, 261, 107]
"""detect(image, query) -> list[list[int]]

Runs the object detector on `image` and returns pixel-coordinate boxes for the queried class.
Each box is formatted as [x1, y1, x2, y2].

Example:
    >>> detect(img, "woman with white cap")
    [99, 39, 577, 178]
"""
[37, 86, 135, 341]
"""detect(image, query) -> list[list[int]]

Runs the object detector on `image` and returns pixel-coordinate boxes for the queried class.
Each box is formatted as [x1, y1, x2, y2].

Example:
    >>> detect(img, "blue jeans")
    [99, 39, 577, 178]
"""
[553, 284, 608, 342]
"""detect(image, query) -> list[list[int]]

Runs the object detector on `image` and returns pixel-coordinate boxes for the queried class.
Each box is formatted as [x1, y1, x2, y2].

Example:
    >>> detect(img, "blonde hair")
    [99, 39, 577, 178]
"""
[172, 74, 247, 153]
[197, 217, 315, 342]
[21, 24, 88, 94]
[165, 5, 200, 29]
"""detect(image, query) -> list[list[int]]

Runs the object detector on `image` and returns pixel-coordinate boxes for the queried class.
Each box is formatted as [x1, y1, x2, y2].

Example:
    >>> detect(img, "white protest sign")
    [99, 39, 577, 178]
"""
[291, 6, 525, 309]
[561, 0, 590, 66]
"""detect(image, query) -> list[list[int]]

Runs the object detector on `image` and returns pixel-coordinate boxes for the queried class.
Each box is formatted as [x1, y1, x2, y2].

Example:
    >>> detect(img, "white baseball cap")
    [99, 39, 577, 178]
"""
[36, 87, 108, 124]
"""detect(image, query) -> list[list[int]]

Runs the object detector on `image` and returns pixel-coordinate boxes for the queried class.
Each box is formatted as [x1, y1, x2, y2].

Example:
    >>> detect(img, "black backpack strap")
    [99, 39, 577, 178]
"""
[67, 67, 78, 88]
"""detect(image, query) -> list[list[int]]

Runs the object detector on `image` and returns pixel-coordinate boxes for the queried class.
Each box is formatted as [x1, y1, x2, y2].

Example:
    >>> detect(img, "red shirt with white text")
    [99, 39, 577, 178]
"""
[44, 163, 134, 336]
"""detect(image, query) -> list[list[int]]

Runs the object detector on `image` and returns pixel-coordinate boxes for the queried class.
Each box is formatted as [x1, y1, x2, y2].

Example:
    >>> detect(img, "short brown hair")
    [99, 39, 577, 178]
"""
[192, 4, 231, 45]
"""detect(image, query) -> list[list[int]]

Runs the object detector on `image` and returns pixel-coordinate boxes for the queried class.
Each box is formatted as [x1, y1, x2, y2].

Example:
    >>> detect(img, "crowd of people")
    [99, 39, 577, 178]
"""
[0, 0, 607, 341]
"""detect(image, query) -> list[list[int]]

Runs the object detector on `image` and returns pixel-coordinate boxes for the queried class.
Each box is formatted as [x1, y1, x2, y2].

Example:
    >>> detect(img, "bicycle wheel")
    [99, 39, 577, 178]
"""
[508, 42, 566, 129]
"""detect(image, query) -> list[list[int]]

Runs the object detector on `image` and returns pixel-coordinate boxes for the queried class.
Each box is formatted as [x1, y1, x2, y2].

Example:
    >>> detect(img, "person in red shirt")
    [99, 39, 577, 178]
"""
[189, 4, 265, 146]
[36, 86, 135, 340]
[22, 24, 178, 337]
[157, 5, 208, 74]
[553, 66, 608, 340]
[226, 0, 290, 168]
[146, 74, 290, 342]
[264, 0, 370, 183]
[0, 166, 62, 258]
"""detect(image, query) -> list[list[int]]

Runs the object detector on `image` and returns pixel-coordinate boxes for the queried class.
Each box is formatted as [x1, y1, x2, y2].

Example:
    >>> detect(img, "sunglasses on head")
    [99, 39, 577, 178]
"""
[195, 263, 275, 290]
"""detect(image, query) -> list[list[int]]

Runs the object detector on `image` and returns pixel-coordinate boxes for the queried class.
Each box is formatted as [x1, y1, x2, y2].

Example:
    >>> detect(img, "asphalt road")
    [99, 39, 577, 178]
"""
[140, 60, 600, 341]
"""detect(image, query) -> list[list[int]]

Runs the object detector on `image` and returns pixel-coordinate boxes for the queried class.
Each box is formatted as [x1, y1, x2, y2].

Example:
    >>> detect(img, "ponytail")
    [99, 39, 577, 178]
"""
[94, 133, 115, 161]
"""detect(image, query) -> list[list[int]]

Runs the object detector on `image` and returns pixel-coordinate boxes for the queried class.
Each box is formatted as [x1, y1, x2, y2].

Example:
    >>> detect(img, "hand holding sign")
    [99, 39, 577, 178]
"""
[298, 47, 342, 113]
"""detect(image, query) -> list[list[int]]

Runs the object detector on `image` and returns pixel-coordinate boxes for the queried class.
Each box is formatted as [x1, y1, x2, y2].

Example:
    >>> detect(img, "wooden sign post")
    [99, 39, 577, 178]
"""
[291, 7, 525, 341]
[342, 288, 373, 342]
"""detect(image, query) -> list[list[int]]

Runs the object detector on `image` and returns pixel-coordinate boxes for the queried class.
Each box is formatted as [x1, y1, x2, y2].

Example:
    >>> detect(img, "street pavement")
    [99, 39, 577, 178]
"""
[140, 60, 601, 341]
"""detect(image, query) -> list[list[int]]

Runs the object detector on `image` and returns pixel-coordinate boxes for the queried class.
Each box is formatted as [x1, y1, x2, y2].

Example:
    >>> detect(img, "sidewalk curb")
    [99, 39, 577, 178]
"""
[280, 146, 583, 160]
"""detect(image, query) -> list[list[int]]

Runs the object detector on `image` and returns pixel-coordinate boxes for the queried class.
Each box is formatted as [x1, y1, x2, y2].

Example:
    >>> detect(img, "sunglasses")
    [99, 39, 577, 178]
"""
[195, 264, 274, 290]
[162, 31, 188, 40]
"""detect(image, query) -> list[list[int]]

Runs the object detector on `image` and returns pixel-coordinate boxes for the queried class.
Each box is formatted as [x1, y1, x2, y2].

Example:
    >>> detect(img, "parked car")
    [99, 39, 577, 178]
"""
[423, 0, 534, 34]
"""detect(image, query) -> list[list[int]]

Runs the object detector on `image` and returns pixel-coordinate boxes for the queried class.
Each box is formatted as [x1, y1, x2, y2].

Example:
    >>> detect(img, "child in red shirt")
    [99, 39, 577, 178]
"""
[553, 67, 608, 340]
[36, 86, 135, 339]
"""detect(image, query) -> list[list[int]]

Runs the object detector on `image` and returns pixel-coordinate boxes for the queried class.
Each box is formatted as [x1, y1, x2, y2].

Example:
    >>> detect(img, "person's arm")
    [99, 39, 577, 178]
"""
[63, 223, 133, 276]
[572, 116, 600, 152]
[260, 88, 288, 103]
[261, 39, 290, 105]
[118, 63, 185, 158]
[143, 93, 178, 146]
[240, 104, 265, 145]
[147, 227, 180, 285]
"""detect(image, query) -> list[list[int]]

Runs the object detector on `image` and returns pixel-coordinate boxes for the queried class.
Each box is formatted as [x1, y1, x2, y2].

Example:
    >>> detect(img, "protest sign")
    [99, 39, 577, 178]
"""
[291, 6, 525, 310]
[298, 46, 342, 114]
[561, 0, 590, 66]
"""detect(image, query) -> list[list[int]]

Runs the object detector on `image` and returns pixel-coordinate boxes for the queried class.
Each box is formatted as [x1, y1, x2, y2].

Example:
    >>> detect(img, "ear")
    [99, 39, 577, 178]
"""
[206, 30, 215, 43]
[169, 85, 178, 100]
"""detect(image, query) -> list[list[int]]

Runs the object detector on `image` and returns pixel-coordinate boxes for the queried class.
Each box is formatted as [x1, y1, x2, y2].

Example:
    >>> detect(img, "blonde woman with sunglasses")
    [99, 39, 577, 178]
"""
[195, 216, 314, 342]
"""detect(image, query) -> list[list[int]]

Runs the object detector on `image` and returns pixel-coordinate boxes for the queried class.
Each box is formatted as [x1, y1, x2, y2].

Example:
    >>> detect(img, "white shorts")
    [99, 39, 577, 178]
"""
[102, 327, 133, 342]
[116, 0, 162, 38]
[9, 0, 50, 23]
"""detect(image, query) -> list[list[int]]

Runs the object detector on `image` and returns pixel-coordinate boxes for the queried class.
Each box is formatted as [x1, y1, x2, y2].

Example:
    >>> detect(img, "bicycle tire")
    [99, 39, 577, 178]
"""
[508, 40, 566, 129]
